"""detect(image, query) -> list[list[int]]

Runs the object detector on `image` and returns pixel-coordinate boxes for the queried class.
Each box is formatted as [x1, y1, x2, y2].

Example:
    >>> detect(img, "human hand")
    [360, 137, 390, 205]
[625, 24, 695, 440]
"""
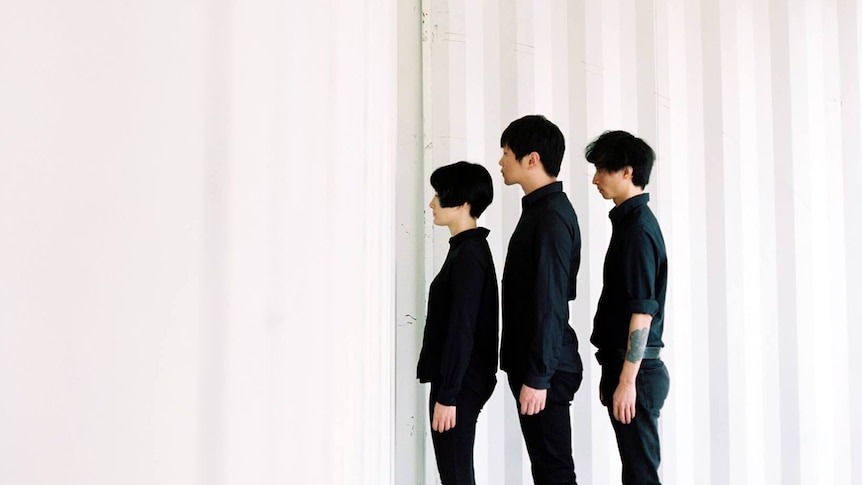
[519, 384, 547, 415]
[612, 381, 637, 424]
[432, 402, 456, 432]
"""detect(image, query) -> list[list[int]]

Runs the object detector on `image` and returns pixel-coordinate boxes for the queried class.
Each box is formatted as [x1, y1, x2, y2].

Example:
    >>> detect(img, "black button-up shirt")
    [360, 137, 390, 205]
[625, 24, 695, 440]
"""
[417, 227, 499, 405]
[591, 193, 667, 353]
[501, 182, 583, 389]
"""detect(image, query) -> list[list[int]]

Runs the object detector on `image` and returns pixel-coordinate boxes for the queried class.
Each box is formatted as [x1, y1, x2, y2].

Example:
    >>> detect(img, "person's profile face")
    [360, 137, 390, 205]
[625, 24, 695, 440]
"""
[429, 194, 455, 227]
[498, 145, 526, 186]
[592, 166, 626, 202]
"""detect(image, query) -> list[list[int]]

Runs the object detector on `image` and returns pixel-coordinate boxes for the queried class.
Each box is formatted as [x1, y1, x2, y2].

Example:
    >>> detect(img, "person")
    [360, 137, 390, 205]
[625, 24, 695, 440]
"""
[417, 161, 499, 485]
[498, 115, 583, 485]
[585, 130, 670, 484]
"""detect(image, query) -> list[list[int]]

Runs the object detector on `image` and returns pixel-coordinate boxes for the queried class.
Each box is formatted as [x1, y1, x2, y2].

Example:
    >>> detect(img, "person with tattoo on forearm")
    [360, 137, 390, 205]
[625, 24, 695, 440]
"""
[585, 131, 670, 484]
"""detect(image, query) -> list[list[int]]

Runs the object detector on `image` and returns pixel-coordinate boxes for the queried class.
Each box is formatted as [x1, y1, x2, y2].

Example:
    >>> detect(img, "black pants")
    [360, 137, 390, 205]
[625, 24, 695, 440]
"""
[508, 371, 582, 485]
[429, 385, 493, 485]
[599, 359, 670, 485]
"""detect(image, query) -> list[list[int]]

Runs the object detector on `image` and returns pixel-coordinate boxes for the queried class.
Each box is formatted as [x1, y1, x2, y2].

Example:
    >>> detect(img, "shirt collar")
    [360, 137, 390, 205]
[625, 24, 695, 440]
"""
[449, 227, 490, 246]
[522, 181, 563, 209]
[609, 193, 650, 224]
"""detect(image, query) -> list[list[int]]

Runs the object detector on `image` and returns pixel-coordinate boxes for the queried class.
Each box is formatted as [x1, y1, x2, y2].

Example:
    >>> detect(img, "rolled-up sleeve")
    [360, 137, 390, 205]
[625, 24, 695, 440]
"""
[622, 228, 659, 316]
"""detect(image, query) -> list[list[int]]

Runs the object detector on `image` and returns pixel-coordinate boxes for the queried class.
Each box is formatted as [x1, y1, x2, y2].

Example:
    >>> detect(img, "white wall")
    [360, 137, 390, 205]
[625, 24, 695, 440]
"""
[0, 1, 396, 484]
[398, 1, 862, 484]
[0, 2, 207, 483]
[1, 1, 860, 485]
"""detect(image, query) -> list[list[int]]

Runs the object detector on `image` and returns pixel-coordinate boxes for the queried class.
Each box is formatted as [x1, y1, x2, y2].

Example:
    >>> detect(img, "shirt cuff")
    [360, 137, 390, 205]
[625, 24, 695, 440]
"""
[436, 388, 458, 406]
[627, 299, 658, 316]
[523, 372, 552, 390]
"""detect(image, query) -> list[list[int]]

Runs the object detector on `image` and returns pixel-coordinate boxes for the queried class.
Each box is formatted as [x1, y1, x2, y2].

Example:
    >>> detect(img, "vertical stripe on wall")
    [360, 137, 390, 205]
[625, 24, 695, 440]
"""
[838, 1, 862, 483]
[213, 0, 398, 483]
[395, 0, 425, 484]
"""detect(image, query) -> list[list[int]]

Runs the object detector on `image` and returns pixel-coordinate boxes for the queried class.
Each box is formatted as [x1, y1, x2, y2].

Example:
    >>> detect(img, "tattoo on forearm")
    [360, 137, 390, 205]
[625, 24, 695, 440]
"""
[625, 328, 649, 363]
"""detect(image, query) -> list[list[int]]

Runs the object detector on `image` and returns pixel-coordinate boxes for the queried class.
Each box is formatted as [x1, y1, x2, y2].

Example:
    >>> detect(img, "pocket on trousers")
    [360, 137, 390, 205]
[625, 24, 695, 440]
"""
[548, 370, 582, 405]
[636, 362, 669, 417]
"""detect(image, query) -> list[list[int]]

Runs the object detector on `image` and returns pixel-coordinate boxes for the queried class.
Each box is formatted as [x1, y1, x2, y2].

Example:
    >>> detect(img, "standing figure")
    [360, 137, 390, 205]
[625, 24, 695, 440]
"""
[498, 115, 583, 485]
[586, 130, 670, 485]
[417, 161, 499, 485]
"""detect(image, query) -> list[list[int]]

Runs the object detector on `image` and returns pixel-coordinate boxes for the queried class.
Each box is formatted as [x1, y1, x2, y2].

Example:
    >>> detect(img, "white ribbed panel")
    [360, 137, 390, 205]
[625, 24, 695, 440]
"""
[220, 0, 397, 483]
[838, 2, 862, 482]
[399, 1, 862, 484]
[0, 1, 397, 484]
[0, 2, 209, 484]
[395, 1, 426, 484]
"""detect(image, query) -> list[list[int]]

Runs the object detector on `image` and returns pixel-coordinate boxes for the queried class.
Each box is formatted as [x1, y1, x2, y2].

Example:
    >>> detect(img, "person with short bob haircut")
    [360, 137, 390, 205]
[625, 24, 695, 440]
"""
[498, 115, 584, 485]
[586, 130, 669, 484]
[429, 161, 494, 218]
[417, 161, 499, 485]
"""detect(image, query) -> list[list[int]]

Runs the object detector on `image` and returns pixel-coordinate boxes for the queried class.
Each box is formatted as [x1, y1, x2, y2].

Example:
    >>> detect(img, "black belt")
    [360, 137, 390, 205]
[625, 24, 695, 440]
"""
[595, 347, 662, 365]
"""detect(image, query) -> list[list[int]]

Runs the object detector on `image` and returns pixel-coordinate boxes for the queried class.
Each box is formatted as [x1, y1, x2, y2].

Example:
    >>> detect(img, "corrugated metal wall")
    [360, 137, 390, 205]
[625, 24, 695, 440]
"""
[396, 1, 862, 484]
[1, 0, 859, 483]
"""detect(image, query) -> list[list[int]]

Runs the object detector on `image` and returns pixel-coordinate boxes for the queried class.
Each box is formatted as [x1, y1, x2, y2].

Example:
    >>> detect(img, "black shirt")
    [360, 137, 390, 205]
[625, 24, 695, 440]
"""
[417, 227, 499, 405]
[501, 181, 583, 389]
[591, 193, 667, 353]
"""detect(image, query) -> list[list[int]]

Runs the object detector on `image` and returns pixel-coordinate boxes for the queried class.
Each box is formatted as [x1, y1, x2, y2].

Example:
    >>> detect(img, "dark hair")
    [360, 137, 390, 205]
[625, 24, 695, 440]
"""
[499, 115, 566, 177]
[584, 130, 656, 188]
[430, 161, 494, 218]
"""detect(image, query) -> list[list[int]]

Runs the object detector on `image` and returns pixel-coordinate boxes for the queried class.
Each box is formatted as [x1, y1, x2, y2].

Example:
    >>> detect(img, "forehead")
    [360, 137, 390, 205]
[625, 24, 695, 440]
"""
[593, 166, 619, 175]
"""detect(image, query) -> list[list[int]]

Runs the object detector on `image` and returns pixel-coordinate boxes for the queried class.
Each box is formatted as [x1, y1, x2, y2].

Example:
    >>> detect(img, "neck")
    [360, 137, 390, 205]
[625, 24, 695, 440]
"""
[520, 175, 557, 195]
[449, 217, 477, 236]
[614, 187, 645, 206]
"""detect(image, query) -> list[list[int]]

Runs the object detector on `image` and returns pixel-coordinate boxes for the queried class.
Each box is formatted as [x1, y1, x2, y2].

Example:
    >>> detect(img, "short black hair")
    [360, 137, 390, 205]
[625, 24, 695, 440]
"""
[499, 115, 566, 177]
[430, 161, 494, 218]
[585, 130, 656, 188]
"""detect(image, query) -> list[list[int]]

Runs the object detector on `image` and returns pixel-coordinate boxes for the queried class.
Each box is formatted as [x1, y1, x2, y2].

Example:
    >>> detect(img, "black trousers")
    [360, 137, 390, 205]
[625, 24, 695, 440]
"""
[429, 384, 493, 485]
[599, 359, 670, 485]
[508, 371, 582, 485]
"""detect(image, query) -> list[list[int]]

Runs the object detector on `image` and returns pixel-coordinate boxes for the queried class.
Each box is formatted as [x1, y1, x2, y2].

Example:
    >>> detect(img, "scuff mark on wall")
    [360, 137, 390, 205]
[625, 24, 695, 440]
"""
[398, 314, 418, 327]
